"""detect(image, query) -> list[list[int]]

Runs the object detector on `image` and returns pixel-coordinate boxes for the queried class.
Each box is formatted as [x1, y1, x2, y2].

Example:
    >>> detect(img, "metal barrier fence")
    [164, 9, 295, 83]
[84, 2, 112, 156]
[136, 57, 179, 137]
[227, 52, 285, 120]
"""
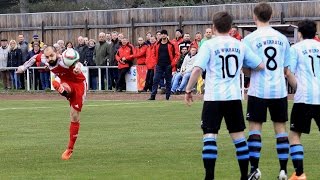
[0, 66, 294, 99]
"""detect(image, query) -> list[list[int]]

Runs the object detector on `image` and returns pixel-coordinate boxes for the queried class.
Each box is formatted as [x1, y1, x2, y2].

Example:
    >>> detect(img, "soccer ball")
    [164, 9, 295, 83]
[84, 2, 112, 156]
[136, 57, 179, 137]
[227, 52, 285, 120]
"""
[62, 48, 80, 67]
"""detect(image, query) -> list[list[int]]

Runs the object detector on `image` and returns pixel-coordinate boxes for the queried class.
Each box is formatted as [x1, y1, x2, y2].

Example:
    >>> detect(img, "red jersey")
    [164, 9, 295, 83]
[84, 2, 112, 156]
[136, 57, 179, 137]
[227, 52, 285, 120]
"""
[37, 54, 85, 83]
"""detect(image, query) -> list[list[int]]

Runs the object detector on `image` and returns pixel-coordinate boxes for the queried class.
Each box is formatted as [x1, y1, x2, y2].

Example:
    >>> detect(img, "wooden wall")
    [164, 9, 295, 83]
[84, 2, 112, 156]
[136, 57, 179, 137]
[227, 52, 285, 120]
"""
[0, 1, 319, 45]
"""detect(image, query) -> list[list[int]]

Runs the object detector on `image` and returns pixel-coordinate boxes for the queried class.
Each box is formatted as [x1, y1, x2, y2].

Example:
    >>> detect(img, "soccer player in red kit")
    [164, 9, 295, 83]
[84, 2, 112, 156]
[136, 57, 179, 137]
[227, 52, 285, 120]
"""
[16, 47, 87, 160]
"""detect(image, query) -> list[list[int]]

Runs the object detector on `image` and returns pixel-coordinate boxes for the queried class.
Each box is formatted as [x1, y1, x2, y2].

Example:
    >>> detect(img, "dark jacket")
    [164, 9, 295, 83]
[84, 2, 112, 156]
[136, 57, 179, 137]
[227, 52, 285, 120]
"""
[75, 44, 89, 65]
[93, 41, 113, 66]
[111, 38, 121, 66]
[85, 46, 97, 76]
[18, 41, 29, 63]
[7, 48, 22, 67]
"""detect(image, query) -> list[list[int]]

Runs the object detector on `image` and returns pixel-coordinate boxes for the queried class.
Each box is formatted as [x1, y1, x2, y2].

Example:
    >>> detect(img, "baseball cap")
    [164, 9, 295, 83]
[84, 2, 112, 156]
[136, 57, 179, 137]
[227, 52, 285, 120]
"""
[160, 30, 168, 35]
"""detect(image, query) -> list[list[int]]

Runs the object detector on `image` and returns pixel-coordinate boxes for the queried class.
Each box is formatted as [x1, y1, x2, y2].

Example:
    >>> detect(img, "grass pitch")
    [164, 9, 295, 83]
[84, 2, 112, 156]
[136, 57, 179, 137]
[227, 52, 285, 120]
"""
[0, 99, 319, 179]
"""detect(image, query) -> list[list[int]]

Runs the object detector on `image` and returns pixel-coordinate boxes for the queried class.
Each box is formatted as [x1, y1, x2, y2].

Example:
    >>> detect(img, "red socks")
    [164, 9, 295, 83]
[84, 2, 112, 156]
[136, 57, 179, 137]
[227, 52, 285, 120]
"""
[68, 121, 80, 150]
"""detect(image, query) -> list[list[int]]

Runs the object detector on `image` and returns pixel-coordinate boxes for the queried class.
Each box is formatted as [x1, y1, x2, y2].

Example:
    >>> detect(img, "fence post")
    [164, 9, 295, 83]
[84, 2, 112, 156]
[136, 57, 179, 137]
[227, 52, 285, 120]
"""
[179, 15, 183, 29]
[41, 21, 45, 43]
[131, 17, 135, 44]
[85, 19, 89, 37]
[26, 68, 30, 91]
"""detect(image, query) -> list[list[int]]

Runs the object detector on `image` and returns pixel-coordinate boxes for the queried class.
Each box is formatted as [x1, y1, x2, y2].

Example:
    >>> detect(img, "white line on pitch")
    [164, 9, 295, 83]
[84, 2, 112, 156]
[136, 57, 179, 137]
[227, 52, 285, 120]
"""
[0, 102, 153, 111]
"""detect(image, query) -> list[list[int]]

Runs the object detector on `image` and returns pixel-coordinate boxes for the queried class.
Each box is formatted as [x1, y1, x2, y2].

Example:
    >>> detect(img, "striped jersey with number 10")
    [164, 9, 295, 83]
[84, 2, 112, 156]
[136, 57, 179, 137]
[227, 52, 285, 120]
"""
[194, 36, 262, 101]
[243, 26, 291, 99]
[290, 39, 320, 104]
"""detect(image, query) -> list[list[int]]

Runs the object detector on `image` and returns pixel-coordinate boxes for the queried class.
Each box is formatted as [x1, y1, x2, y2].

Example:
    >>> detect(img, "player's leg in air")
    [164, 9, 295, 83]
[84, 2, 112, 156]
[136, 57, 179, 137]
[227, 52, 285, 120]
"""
[52, 80, 71, 98]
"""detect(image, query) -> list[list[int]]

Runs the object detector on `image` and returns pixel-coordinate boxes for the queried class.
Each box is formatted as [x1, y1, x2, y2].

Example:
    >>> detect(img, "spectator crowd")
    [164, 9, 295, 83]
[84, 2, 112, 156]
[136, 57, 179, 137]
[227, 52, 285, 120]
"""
[0, 27, 245, 97]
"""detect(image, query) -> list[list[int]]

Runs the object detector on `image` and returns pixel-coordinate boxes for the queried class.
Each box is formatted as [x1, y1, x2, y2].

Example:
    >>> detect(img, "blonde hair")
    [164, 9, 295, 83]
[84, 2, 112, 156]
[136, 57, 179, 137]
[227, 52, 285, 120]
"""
[9, 39, 18, 50]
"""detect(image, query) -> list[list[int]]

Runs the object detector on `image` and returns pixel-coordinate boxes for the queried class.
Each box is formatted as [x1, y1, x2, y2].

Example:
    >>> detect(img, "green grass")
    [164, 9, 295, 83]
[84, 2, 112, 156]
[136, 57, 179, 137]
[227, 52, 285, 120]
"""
[0, 100, 319, 179]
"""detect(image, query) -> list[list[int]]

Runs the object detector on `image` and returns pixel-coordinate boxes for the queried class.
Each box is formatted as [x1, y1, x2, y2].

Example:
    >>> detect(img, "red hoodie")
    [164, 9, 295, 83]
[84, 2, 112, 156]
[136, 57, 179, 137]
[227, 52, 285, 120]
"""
[145, 43, 156, 69]
[132, 44, 148, 65]
[116, 43, 135, 69]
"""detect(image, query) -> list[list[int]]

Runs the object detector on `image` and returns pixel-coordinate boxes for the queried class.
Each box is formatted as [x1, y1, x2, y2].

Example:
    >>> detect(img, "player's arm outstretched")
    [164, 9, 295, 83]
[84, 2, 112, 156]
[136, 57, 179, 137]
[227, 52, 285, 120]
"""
[16, 55, 38, 73]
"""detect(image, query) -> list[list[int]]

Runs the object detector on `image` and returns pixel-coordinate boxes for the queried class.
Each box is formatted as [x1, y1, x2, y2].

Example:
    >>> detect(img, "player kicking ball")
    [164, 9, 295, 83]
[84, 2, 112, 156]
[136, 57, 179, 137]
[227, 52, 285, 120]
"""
[16, 47, 87, 160]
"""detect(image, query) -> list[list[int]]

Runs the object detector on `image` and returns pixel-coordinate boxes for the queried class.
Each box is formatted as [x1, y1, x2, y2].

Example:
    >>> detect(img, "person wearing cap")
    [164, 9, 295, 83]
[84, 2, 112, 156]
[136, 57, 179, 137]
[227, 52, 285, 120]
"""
[17, 47, 87, 161]
[148, 29, 180, 100]
[172, 29, 184, 45]
[0, 39, 10, 89]
[29, 34, 44, 51]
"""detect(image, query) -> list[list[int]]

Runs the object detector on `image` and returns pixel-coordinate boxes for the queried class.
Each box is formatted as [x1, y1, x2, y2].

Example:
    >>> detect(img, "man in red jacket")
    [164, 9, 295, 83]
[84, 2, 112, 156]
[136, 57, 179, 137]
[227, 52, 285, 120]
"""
[115, 37, 134, 92]
[148, 29, 180, 100]
[143, 35, 157, 92]
[229, 26, 242, 41]
[133, 37, 148, 65]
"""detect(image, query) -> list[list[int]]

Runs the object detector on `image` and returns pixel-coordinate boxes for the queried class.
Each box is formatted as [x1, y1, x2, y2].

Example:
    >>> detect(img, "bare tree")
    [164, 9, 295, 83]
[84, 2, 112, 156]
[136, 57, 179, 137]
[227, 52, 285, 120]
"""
[20, 0, 29, 13]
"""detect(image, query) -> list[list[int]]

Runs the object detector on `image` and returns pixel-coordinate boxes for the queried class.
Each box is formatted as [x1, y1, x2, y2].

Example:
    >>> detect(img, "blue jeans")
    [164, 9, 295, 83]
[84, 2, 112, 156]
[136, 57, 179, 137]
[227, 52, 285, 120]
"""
[177, 72, 191, 91]
[40, 71, 50, 89]
[171, 72, 191, 92]
[9, 70, 20, 89]
[152, 65, 172, 96]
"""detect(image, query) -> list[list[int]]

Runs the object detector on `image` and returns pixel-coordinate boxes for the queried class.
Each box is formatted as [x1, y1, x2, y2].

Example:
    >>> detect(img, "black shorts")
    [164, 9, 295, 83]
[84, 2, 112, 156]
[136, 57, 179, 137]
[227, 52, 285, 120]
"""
[246, 96, 288, 123]
[290, 103, 320, 134]
[201, 100, 245, 134]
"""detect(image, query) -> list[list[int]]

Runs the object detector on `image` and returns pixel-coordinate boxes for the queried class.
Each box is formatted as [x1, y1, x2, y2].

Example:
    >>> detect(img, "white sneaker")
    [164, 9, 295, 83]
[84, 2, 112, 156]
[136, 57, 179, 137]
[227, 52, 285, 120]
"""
[248, 168, 261, 180]
[278, 170, 288, 180]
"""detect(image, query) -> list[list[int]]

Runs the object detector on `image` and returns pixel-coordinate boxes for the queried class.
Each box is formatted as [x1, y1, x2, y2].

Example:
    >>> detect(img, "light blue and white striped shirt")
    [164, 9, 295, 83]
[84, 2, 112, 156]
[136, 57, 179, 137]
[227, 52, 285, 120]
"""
[194, 36, 262, 101]
[243, 26, 291, 99]
[290, 39, 320, 104]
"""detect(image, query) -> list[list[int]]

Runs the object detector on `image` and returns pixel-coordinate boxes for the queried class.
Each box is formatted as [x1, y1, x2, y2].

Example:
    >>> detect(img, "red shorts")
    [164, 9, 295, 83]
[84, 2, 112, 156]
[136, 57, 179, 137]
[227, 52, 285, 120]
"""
[63, 80, 87, 112]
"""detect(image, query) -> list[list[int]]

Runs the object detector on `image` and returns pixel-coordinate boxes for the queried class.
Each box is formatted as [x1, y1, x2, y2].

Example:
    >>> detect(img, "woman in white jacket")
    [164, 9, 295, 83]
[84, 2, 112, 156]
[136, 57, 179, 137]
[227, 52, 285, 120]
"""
[171, 46, 197, 94]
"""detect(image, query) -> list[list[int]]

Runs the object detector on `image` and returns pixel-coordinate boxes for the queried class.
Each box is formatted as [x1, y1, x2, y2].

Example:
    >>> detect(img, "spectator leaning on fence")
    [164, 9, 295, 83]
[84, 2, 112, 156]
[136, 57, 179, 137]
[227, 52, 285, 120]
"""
[75, 36, 89, 65]
[0, 39, 10, 89]
[143, 35, 157, 92]
[86, 39, 98, 90]
[115, 37, 134, 92]
[18, 34, 29, 89]
[109, 31, 121, 90]
[93, 32, 113, 90]
[26, 42, 42, 90]
[7, 40, 22, 89]
[148, 29, 180, 101]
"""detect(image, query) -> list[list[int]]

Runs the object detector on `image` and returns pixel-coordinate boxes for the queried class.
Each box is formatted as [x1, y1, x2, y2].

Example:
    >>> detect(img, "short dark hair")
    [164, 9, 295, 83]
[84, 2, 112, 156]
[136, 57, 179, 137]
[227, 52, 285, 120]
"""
[212, 11, 233, 33]
[160, 29, 168, 35]
[254, 2, 272, 23]
[298, 19, 317, 39]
